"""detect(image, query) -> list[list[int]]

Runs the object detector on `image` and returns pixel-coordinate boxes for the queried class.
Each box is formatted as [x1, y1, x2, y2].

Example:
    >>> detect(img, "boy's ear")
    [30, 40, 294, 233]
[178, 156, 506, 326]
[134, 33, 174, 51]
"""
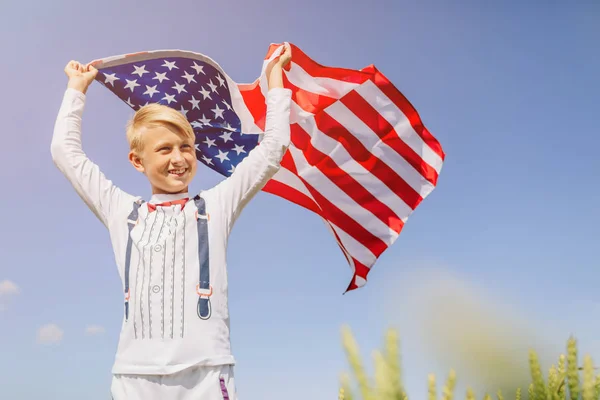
[129, 151, 145, 173]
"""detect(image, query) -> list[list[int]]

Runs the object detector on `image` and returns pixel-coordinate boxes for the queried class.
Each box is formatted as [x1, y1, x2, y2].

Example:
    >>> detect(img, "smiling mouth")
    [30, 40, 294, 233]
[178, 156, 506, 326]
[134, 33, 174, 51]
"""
[168, 168, 187, 177]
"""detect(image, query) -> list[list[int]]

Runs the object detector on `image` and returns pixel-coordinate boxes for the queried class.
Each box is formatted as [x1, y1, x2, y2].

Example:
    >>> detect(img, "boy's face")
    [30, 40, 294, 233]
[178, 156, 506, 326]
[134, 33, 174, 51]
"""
[129, 124, 197, 194]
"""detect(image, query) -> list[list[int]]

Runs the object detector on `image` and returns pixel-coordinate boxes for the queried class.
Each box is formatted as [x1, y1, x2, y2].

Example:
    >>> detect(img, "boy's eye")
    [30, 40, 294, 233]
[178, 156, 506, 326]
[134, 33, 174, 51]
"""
[158, 146, 171, 151]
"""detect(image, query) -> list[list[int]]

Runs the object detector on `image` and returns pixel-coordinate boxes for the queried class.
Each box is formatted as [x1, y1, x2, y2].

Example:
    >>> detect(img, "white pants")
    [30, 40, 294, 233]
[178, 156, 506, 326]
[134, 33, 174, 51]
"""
[111, 365, 236, 400]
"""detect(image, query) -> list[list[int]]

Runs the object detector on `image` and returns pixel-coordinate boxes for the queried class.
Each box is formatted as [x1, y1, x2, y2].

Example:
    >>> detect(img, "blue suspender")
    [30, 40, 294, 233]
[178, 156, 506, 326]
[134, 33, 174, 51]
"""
[124, 200, 143, 321]
[194, 195, 212, 320]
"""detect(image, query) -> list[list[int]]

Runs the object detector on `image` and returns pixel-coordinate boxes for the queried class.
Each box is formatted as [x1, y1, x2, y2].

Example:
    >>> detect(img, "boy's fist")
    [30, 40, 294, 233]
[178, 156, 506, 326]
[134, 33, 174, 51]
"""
[64, 60, 98, 94]
[276, 43, 292, 68]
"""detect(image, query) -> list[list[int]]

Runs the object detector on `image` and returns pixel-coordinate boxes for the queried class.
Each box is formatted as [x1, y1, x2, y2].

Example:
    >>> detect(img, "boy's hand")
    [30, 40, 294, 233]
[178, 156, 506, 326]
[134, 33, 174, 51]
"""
[64, 60, 98, 94]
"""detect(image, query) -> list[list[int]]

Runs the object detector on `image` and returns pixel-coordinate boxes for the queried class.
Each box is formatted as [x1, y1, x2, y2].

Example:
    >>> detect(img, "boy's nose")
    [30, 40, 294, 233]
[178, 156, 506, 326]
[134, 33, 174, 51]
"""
[171, 150, 184, 163]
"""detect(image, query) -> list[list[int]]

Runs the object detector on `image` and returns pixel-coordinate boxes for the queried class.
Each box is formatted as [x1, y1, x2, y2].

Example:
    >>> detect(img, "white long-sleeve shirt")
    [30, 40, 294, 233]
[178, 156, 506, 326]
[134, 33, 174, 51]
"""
[51, 87, 291, 375]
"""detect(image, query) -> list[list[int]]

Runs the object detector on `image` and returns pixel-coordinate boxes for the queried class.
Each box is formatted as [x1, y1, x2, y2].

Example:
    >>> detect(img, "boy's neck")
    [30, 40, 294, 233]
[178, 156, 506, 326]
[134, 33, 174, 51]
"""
[149, 191, 190, 204]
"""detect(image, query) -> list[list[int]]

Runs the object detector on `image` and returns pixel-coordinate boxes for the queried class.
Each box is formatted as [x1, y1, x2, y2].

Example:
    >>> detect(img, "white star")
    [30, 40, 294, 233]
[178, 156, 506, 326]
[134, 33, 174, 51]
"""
[124, 79, 140, 92]
[143, 85, 159, 98]
[138, 101, 150, 109]
[191, 121, 203, 128]
[223, 122, 235, 131]
[201, 155, 213, 165]
[220, 131, 233, 143]
[153, 72, 169, 83]
[228, 165, 236, 174]
[191, 62, 205, 75]
[216, 74, 225, 87]
[195, 143, 200, 151]
[199, 114, 211, 125]
[179, 106, 189, 117]
[211, 104, 224, 119]
[162, 60, 178, 70]
[182, 71, 196, 84]
[203, 137, 216, 148]
[207, 80, 218, 93]
[232, 144, 246, 155]
[199, 87, 212, 100]
[188, 96, 200, 110]
[215, 150, 230, 163]
[103, 73, 119, 86]
[162, 93, 177, 104]
[172, 81, 187, 94]
[126, 97, 135, 107]
[132, 65, 149, 77]
[222, 100, 232, 110]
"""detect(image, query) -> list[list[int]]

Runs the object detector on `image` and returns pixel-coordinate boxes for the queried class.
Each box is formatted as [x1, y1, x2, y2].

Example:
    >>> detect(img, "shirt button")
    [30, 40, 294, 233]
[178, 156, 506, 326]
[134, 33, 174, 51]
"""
[154, 244, 162, 252]
[152, 285, 161, 293]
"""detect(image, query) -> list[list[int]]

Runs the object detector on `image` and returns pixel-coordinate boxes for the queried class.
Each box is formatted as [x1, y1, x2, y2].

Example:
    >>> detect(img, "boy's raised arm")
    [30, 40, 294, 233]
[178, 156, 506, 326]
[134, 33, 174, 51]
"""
[210, 44, 293, 231]
[51, 61, 133, 227]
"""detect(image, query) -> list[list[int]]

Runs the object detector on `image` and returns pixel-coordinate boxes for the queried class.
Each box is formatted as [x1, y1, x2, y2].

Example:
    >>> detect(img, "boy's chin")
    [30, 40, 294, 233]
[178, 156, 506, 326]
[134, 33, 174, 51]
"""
[153, 179, 190, 194]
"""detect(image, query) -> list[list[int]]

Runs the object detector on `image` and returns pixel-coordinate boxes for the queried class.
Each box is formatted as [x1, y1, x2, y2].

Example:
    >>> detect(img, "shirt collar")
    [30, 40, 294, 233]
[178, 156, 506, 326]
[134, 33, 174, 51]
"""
[149, 192, 190, 204]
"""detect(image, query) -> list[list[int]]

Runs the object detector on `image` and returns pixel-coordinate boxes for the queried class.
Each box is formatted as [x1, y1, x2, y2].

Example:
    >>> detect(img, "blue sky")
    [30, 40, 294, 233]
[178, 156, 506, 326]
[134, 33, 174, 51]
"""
[1, 1, 599, 399]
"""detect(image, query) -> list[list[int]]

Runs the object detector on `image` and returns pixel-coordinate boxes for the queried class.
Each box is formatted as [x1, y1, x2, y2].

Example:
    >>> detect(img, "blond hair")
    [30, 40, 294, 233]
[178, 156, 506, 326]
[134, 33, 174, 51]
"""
[126, 103, 195, 152]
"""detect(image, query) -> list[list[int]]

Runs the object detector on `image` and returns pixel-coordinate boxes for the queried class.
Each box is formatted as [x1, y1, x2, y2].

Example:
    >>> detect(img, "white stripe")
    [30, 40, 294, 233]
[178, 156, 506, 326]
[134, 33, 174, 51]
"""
[354, 276, 367, 287]
[319, 220, 355, 269]
[297, 116, 413, 222]
[356, 80, 444, 174]
[290, 101, 314, 124]
[285, 61, 359, 98]
[288, 146, 398, 246]
[271, 166, 318, 205]
[326, 101, 436, 199]
[327, 221, 377, 268]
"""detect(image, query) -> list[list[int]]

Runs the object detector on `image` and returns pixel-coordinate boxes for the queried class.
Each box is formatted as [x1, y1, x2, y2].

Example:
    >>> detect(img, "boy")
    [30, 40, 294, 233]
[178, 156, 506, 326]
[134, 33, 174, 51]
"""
[51, 44, 292, 399]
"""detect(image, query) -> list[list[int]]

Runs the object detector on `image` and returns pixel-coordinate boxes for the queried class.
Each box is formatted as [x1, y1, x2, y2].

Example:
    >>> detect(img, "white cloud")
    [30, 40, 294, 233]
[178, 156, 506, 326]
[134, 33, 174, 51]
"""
[0, 280, 19, 296]
[0, 280, 19, 311]
[85, 325, 106, 335]
[37, 324, 64, 344]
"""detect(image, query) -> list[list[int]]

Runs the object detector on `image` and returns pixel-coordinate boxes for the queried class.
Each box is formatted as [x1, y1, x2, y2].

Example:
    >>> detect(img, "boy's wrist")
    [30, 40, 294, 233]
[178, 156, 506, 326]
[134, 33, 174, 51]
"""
[67, 79, 89, 94]
[267, 64, 284, 89]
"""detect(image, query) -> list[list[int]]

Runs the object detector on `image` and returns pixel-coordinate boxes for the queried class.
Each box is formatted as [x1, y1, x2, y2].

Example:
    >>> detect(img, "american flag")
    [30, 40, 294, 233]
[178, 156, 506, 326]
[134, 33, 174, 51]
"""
[91, 43, 445, 292]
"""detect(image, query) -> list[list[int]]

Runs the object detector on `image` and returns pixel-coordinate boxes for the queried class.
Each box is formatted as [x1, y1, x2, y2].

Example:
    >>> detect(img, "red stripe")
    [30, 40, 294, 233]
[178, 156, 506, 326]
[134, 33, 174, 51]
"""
[265, 42, 444, 161]
[300, 179, 388, 258]
[315, 112, 423, 210]
[282, 74, 337, 114]
[363, 65, 445, 160]
[291, 124, 404, 234]
[354, 260, 370, 281]
[341, 91, 439, 186]
[237, 80, 266, 131]
[286, 44, 371, 84]
[345, 259, 371, 292]
[262, 178, 321, 215]
[263, 152, 320, 214]
[278, 150, 388, 257]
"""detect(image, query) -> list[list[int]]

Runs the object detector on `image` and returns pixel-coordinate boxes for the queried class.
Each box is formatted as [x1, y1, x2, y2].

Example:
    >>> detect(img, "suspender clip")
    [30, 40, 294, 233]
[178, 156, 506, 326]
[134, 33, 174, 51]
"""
[196, 284, 213, 298]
